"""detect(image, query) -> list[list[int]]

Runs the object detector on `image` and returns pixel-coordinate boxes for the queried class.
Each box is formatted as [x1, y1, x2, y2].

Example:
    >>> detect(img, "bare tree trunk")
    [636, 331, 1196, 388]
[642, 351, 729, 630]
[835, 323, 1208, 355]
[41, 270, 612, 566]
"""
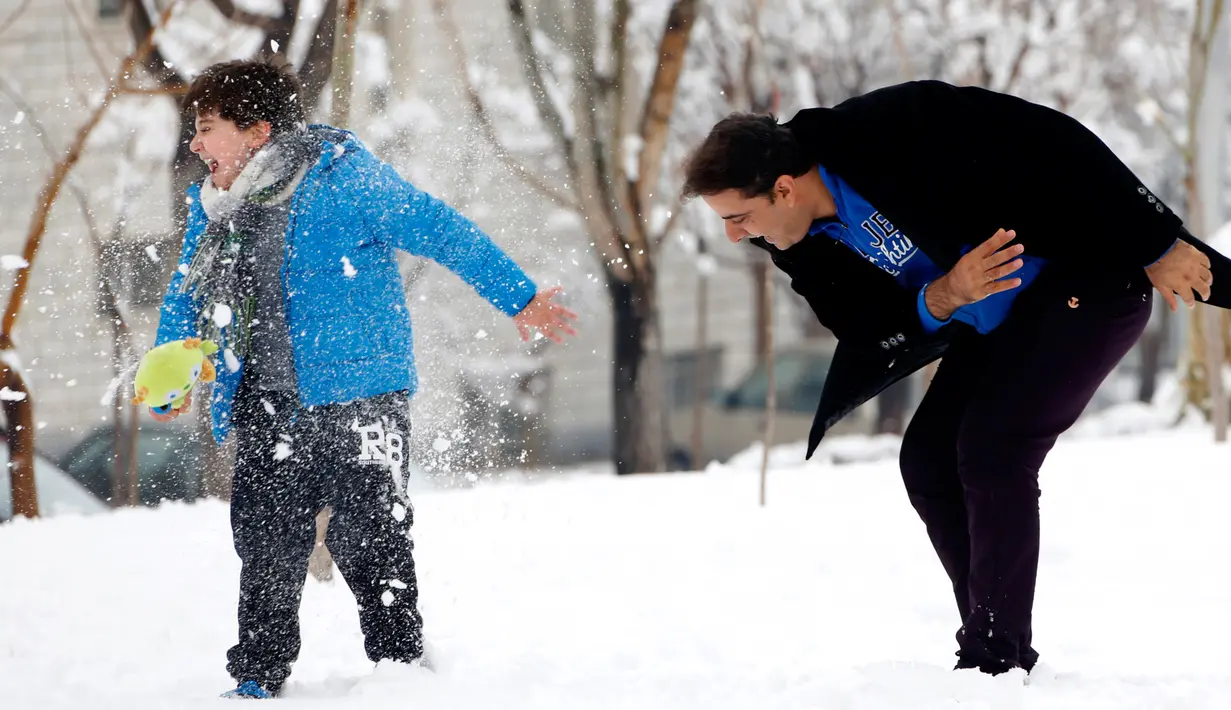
[690, 254, 709, 470]
[1137, 303, 1166, 403]
[383, 0, 415, 101]
[752, 254, 772, 365]
[330, 0, 362, 127]
[758, 259, 775, 507]
[876, 379, 911, 435]
[127, 397, 141, 505]
[1182, 161, 1229, 431]
[111, 390, 126, 505]
[1206, 305, 1227, 441]
[0, 360, 36, 518]
[299, 0, 340, 118]
[609, 274, 667, 475]
[1180, 0, 1229, 436]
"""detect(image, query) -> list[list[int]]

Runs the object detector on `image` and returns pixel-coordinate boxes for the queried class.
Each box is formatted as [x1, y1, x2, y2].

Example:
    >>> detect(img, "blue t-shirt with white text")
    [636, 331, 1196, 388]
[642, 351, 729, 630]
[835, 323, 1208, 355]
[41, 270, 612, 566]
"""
[808, 164, 1045, 334]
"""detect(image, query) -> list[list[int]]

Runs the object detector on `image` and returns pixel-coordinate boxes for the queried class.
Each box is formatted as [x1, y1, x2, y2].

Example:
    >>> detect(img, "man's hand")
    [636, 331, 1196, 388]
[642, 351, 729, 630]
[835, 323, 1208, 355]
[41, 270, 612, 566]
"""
[149, 390, 192, 423]
[1145, 239, 1212, 312]
[513, 286, 579, 344]
[924, 228, 1025, 321]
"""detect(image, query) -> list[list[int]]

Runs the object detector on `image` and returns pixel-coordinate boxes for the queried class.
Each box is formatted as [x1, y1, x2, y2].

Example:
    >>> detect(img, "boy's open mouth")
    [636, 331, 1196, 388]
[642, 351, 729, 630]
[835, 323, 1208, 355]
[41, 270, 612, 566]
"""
[205, 159, 218, 174]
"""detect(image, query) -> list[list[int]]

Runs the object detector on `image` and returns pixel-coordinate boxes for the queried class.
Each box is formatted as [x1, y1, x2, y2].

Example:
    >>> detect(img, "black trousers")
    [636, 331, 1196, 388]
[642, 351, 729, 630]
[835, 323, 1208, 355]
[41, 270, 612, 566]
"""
[224, 383, 424, 691]
[899, 266, 1152, 672]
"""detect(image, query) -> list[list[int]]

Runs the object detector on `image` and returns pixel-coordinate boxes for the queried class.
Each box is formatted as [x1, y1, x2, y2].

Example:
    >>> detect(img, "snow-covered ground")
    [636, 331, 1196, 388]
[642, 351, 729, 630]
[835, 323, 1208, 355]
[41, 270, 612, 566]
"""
[3, 424, 1231, 709]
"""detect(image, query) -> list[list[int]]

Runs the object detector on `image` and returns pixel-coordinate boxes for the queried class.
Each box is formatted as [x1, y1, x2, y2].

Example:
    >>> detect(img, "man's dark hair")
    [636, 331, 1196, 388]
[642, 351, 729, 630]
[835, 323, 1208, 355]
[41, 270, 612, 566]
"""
[681, 112, 813, 201]
[184, 57, 305, 135]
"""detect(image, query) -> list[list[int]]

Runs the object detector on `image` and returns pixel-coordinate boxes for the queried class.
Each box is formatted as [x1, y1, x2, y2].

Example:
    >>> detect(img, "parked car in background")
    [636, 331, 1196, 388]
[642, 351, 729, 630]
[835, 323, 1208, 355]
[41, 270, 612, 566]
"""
[57, 422, 206, 507]
[0, 436, 109, 522]
[667, 343, 879, 469]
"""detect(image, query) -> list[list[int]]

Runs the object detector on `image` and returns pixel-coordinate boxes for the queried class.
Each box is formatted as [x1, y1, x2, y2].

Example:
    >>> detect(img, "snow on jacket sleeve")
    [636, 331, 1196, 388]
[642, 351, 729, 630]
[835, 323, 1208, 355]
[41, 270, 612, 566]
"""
[343, 152, 537, 318]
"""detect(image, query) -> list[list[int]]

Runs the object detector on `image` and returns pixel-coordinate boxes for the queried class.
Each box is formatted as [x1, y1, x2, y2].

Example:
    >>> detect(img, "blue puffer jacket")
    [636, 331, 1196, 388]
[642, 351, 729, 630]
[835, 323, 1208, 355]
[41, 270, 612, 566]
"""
[155, 126, 537, 444]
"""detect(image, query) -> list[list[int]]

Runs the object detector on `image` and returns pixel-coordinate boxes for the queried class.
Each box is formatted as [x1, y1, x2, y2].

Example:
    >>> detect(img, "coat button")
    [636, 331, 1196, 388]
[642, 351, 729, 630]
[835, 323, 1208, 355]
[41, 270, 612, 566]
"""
[896, 332, 906, 341]
[881, 340, 890, 349]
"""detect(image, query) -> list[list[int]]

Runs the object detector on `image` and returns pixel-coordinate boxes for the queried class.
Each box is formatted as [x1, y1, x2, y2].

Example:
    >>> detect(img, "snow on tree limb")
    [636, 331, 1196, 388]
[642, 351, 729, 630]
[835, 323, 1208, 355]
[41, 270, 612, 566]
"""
[507, 0, 575, 162]
[608, 0, 633, 190]
[634, 0, 697, 227]
[432, 0, 576, 211]
[129, 1, 189, 93]
[205, 0, 285, 33]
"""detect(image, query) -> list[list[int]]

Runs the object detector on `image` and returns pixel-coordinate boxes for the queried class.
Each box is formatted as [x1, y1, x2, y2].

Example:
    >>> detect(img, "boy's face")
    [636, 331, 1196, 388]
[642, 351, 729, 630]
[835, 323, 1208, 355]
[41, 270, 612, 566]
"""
[189, 111, 271, 191]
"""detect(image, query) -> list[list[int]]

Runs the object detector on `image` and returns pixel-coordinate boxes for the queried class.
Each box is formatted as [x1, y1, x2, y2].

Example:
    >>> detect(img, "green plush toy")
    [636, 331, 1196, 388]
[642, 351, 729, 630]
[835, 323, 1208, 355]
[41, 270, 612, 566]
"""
[131, 338, 219, 414]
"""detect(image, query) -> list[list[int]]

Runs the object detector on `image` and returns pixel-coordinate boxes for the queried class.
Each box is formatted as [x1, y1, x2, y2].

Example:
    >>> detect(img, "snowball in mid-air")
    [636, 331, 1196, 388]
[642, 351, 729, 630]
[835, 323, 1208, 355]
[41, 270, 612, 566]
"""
[1, 255, 29, 271]
[212, 303, 233, 327]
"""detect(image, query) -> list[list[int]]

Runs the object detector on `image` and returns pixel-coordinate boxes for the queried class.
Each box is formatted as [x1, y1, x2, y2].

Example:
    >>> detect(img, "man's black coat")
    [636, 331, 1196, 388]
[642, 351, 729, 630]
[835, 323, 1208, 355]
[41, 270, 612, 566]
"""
[753, 80, 1231, 458]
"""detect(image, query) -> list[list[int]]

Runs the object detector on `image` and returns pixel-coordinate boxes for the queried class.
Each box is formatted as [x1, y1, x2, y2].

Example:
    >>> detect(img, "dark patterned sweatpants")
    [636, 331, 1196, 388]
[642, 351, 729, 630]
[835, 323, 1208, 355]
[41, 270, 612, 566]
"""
[224, 383, 423, 692]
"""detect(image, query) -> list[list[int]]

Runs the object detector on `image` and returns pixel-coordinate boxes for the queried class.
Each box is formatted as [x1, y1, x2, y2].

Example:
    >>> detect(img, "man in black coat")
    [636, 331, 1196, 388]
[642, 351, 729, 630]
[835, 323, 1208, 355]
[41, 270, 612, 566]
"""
[681, 79, 1231, 675]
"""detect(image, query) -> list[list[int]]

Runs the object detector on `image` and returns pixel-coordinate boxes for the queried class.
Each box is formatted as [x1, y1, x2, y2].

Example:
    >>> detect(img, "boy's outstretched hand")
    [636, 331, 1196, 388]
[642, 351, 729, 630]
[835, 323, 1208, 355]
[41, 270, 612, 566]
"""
[514, 286, 579, 344]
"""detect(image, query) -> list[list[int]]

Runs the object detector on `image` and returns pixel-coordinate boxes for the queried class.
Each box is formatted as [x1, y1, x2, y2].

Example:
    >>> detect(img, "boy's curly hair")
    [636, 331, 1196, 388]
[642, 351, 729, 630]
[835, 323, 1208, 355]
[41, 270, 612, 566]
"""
[183, 56, 305, 135]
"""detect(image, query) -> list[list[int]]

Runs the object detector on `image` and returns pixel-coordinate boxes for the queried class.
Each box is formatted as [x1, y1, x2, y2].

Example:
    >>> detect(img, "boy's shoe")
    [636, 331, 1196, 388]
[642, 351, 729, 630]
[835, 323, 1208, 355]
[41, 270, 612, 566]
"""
[220, 680, 277, 699]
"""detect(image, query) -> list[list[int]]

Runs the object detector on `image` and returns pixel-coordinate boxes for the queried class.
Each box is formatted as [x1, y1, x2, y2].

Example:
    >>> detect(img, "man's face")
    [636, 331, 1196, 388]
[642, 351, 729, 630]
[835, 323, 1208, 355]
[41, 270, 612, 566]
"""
[701, 177, 812, 250]
[189, 111, 270, 191]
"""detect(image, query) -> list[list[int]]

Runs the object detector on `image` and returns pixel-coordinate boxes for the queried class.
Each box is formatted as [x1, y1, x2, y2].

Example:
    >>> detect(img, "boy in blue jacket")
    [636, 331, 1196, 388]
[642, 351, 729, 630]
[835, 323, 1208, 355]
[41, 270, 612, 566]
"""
[149, 58, 577, 698]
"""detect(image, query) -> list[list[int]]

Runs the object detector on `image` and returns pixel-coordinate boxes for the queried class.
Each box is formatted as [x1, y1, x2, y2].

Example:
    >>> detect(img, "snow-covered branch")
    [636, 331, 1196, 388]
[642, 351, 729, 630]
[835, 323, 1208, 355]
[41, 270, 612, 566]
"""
[430, 0, 576, 211]
[206, 0, 284, 32]
[633, 0, 697, 226]
[507, 0, 575, 162]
